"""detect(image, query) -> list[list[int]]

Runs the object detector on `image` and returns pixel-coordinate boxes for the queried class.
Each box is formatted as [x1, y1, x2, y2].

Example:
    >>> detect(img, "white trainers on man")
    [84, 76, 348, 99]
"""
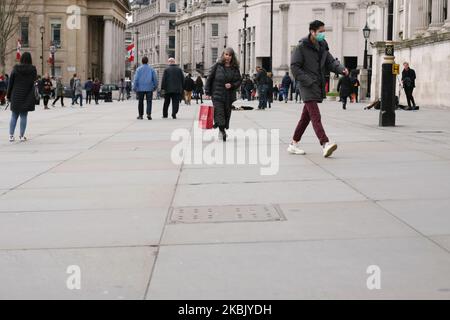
[287, 143, 306, 155]
[323, 142, 338, 158]
[9, 136, 15, 142]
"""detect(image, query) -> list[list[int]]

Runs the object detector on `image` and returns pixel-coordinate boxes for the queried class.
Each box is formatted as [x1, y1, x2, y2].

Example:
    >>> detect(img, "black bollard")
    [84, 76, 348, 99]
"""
[379, 41, 396, 127]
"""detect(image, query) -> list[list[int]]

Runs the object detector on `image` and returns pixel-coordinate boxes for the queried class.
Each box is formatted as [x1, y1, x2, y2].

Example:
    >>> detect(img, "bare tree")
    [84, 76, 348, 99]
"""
[0, 0, 29, 73]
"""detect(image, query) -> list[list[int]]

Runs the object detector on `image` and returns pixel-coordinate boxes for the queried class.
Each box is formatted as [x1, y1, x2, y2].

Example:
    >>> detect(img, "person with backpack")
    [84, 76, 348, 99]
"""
[337, 74, 352, 110]
[6, 52, 37, 142]
[205, 47, 242, 141]
[183, 73, 195, 105]
[194, 76, 204, 104]
[288, 20, 349, 158]
[281, 72, 292, 103]
[41, 73, 53, 110]
[255, 66, 269, 110]
[134, 56, 158, 120]
[402, 62, 417, 110]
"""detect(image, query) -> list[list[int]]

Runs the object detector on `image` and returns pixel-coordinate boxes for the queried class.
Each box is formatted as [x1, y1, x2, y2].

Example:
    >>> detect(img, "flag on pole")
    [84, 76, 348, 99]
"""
[16, 40, 22, 61]
[127, 44, 135, 62]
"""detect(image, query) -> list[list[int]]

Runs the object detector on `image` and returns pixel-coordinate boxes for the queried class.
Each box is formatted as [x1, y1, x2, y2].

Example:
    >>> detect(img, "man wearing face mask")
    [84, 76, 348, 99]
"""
[288, 20, 349, 158]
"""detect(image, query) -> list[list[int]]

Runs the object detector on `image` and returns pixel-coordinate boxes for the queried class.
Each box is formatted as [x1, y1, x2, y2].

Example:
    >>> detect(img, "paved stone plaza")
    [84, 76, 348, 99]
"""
[0, 99, 450, 299]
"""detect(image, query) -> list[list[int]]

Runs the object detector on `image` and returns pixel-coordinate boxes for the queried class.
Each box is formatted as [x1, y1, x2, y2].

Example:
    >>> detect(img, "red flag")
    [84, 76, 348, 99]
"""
[16, 40, 21, 61]
[127, 44, 135, 62]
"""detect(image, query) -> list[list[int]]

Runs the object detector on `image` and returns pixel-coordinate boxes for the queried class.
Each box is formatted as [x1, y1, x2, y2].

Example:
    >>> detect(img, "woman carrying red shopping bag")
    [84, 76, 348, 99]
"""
[204, 47, 242, 141]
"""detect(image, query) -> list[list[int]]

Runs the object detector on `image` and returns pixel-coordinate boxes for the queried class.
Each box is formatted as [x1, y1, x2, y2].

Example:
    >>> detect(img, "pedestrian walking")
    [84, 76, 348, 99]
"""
[6, 52, 37, 142]
[245, 76, 254, 101]
[70, 74, 78, 105]
[52, 77, 65, 107]
[161, 57, 184, 119]
[288, 20, 348, 158]
[255, 66, 269, 109]
[294, 80, 303, 103]
[118, 78, 126, 101]
[50, 76, 57, 99]
[42, 73, 53, 110]
[267, 72, 274, 108]
[93, 78, 101, 105]
[84, 78, 93, 104]
[337, 74, 352, 110]
[205, 47, 242, 141]
[126, 80, 132, 100]
[402, 62, 417, 110]
[134, 56, 158, 120]
[71, 77, 83, 107]
[183, 73, 195, 105]
[273, 83, 279, 102]
[350, 72, 360, 103]
[195, 76, 204, 104]
[281, 72, 292, 103]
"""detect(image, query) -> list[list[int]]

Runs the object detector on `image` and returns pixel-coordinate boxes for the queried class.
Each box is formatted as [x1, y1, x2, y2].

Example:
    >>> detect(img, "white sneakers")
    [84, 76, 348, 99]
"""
[20, 136, 27, 142]
[323, 142, 338, 158]
[288, 141, 338, 158]
[287, 143, 306, 155]
[9, 136, 14, 142]
[10, 136, 27, 142]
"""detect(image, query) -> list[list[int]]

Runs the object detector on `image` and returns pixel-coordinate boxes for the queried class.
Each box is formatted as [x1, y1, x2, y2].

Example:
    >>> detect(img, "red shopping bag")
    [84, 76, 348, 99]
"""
[198, 104, 214, 129]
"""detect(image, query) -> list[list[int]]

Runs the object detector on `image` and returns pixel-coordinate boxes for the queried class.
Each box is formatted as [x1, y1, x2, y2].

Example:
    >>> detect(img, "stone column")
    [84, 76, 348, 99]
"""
[414, 0, 429, 36]
[428, 0, 445, 31]
[444, 0, 450, 29]
[103, 16, 113, 84]
[278, 4, 290, 71]
[331, 2, 345, 62]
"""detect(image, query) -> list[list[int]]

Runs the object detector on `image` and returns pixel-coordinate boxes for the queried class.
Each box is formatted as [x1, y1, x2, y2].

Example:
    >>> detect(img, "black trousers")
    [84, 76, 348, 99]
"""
[163, 93, 180, 117]
[213, 99, 232, 130]
[94, 93, 100, 104]
[137, 91, 153, 117]
[86, 91, 92, 104]
[404, 87, 416, 108]
[53, 96, 64, 106]
[43, 95, 50, 107]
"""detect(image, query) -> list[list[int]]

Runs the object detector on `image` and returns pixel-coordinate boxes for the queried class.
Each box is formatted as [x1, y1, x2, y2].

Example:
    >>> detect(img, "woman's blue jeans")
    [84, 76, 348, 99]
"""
[10, 111, 28, 137]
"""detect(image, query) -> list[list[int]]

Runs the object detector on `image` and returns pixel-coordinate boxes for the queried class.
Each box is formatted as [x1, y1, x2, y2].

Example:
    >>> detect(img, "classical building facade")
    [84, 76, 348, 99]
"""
[371, 0, 450, 108]
[176, 0, 229, 76]
[227, 0, 388, 84]
[4, 0, 129, 84]
[131, 0, 178, 83]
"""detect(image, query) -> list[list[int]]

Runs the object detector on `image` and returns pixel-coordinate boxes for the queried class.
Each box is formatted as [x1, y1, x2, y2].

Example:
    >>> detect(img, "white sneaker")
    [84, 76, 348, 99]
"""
[323, 142, 338, 158]
[19, 136, 27, 142]
[9, 136, 14, 142]
[287, 143, 306, 155]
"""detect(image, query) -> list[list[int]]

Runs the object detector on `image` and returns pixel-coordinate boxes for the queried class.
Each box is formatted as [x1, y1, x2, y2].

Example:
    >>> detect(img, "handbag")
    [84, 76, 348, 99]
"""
[198, 104, 214, 129]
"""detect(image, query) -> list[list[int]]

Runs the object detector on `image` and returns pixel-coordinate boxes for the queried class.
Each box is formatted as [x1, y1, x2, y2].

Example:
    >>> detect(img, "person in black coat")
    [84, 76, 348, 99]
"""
[267, 72, 274, 108]
[402, 62, 417, 110]
[183, 74, 195, 105]
[337, 74, 352, 110]
[205, 47, 242, 141]
[6, 52, 37, 142]
[161, 58, 185, 119]
[194, 76, 204, 104]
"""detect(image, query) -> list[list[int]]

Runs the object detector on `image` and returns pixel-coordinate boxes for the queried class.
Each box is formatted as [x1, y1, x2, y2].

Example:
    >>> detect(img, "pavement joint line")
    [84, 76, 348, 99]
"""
[142, 110, 197, 300]
[0, 235, 425, 252]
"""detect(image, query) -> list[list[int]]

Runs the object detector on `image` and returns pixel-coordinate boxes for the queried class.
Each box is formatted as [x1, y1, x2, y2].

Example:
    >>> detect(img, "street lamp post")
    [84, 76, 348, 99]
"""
[224, 34, 228, 49]
[40, 26, 45, 76]
[243, 0, 249, 76]
[363, 23, 371, 70]
[50, 43, 56, 78]
[269, 0, 273, 72]
[135, 29, 140, 69]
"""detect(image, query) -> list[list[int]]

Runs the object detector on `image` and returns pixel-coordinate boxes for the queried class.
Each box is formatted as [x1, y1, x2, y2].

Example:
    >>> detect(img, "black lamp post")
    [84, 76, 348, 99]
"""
[40, 26, 45, 76]
[135, 28, 140, 68]
[363, 23, 371, 69]
[224, 34, 228, 49]
[243, 0, 249, 76]
[269, 0, 273, 72]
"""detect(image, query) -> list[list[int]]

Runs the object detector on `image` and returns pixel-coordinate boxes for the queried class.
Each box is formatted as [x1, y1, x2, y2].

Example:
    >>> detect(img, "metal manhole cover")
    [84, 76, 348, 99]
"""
[169, 204, 286, 224]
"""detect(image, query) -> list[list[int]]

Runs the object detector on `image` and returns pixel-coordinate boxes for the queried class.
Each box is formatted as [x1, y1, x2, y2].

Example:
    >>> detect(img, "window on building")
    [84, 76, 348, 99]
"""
[347, 12, 356, 27]
[169, 2, 176, 13]
[169, 20, 176, 30]
[51, 19, 62, 47]
[211, 47, 218, 64]
[19, 17, 29, 47]
[212, 24, 219, 37]
[169, 36, 175, 49]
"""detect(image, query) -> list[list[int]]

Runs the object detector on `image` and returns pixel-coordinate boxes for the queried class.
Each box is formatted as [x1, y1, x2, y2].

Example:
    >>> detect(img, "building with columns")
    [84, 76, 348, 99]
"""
[4, 0, 129, 85]
[175, 0, 229, 76]
[130, 0, 178, 84]
[227, 0, 387, 85]
[370, 0, 450, 108]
